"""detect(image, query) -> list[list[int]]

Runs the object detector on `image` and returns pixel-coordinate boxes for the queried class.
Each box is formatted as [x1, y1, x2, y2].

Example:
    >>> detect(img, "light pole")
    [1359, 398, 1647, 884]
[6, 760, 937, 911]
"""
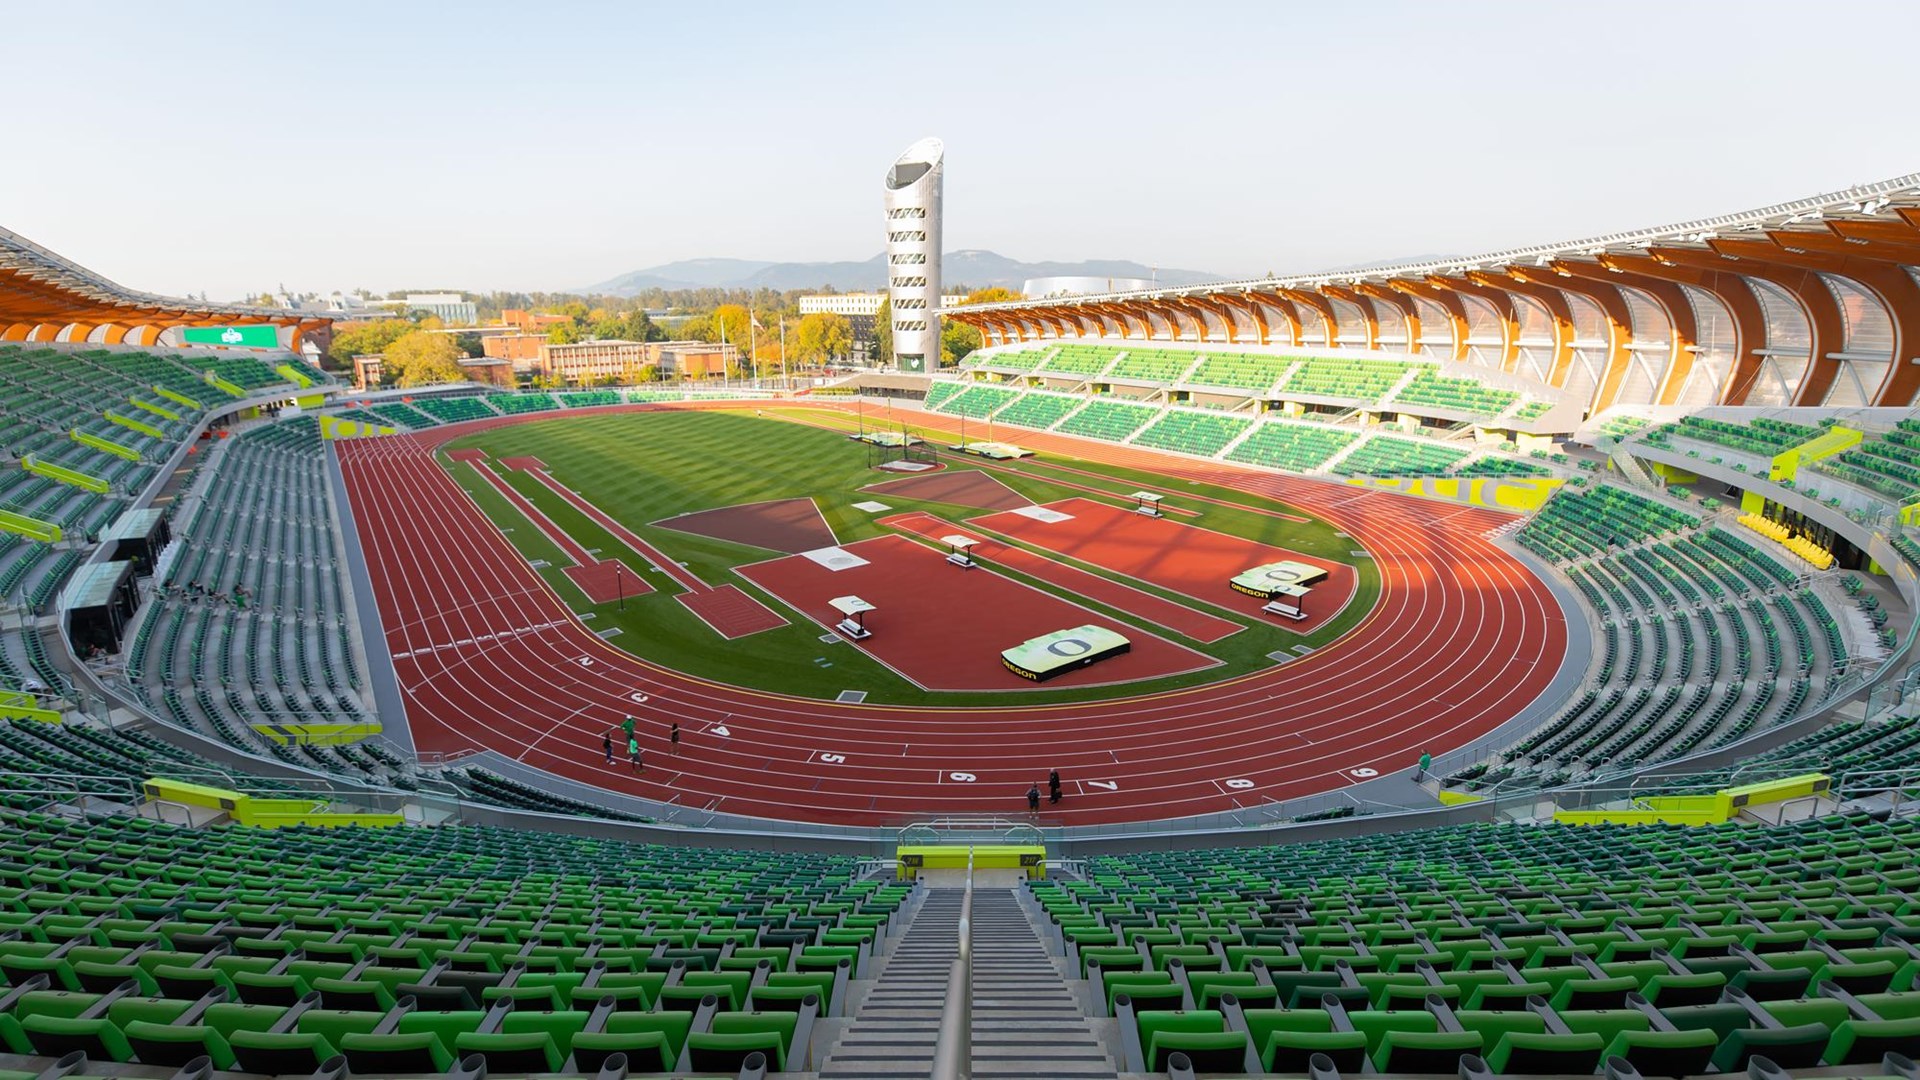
[615, 562, 625, 612]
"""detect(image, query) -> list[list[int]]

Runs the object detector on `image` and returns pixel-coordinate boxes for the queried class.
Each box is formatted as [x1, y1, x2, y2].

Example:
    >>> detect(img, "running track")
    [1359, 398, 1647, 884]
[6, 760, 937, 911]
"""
[335, 402, 1568, 827]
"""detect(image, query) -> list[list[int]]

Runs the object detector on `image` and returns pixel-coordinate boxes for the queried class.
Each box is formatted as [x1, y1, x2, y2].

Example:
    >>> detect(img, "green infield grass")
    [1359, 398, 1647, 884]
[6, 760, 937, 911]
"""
[443, 407, 1378, 706]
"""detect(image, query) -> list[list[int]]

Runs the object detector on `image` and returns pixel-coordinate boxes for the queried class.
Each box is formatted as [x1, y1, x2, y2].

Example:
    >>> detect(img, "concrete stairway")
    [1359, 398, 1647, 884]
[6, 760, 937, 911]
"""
[816, 889, 960, 1077]
[970, 888, 1117, 1078]
[817, 886, 1116, 1079]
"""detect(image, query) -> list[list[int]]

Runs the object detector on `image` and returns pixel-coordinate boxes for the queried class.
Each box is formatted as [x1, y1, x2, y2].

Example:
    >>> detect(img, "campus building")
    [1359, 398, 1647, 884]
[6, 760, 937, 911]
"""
[399, 293, 476, 325]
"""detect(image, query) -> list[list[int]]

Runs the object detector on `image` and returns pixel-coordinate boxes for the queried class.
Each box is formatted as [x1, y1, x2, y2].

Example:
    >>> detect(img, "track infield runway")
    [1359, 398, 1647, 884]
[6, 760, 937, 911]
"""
[735, 533, 1217, 691]
[969, 497, 1358, 632]
[334, 401, 1569, 828]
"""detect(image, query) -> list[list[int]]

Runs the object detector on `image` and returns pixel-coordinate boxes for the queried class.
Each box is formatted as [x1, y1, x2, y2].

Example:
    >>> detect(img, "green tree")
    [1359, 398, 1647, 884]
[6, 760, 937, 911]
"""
[382, 330, 464, 387]
[548, 322, 582, 345]
[940, 319, 981, 367]
[325, 319, 412, 368]
[871, 298, 892, 366]
[792, 312, 852, 366]
[710, 304, 751, 349]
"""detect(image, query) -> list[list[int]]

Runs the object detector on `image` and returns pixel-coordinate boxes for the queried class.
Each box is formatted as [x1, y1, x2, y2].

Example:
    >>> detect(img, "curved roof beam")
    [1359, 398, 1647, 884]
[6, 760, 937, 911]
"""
[1212, 292, 1271, 346]
[1556, 261, 1698, 406]
[1508, 266, 1634, 412]
[1386, 278, 1469, 361]
[1603, 251, 1768, 405]
[1426, 275, 1520, 371]
[1681, 240, 1846, 407]
[1750, 231, 1920, 406]
[1276, 288, 1337, 347]
[1319, 285, 1379, 351]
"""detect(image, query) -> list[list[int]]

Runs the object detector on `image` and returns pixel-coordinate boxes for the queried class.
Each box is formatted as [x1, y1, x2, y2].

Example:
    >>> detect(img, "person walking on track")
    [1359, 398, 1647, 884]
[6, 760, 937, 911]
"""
[602, 730, 614, 765]
[670, 721, 681, 754]
[1027, 783, 1041, 817]
[629, 735, 644, 772]
[1048, 769, 1062, 805]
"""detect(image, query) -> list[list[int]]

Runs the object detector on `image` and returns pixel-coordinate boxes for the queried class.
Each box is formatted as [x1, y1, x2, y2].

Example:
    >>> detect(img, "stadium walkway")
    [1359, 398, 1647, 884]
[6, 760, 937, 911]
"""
[820, 886, 1116, 1078]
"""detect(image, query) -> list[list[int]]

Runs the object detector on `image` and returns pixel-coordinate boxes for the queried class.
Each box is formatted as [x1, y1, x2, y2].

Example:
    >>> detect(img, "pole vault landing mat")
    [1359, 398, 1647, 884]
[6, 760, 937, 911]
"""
[734, 533, 1218, 691]
[651, 498, 837, 554]
[860, 469, 1032, 511]
[967, 497, 1359, 633]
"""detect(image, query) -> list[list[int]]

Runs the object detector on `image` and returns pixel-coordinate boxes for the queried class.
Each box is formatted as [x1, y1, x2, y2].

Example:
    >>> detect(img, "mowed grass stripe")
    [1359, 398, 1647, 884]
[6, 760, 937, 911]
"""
[441, 410, 1376, 705]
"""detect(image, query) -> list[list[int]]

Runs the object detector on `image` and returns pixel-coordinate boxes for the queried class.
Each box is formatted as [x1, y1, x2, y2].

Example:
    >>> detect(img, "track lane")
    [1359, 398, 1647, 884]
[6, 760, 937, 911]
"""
[334, 402, 1566, 826]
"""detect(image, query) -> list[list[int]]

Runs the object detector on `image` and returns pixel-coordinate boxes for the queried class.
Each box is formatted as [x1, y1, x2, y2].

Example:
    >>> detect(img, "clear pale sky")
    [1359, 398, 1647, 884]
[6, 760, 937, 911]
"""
[4, 0, 1916, 300]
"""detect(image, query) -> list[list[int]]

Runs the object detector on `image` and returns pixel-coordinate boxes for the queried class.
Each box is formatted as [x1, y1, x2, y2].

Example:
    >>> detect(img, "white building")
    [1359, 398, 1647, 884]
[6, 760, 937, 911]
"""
[401, 293, 476, 325]
[798, 293, 887, 317]
[883, 137, 944, 372]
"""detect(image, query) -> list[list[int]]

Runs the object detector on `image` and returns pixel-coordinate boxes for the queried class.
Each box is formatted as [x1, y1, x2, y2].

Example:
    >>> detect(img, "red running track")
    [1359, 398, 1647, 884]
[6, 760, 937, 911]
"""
[967, 497, 1357, 634]
[734, 533, 1218, 691]
[879, 510, 1243, 644]
[334, 402, 1567, 827]
[452, 451, 653, 605]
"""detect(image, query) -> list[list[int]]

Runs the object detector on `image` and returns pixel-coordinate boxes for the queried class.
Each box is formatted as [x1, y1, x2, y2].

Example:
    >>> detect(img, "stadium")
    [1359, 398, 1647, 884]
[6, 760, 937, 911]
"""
[6, 12, 1920, 1080]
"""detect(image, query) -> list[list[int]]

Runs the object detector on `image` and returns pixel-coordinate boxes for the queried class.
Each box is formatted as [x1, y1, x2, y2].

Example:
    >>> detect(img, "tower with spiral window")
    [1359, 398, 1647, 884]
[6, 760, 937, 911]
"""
[883, 137, 943, 372]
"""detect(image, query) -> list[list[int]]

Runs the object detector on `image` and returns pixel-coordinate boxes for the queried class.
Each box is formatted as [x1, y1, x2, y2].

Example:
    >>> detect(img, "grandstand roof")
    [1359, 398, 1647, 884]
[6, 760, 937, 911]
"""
[0, 224, 335, 349]
[947, 172, 1920, 411]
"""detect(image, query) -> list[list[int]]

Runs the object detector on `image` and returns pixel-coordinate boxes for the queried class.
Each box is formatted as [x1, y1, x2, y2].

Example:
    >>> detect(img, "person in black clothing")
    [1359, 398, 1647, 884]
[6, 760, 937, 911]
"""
[670, 722, 680, 754]
[602, 731, 614, 764]
[1048, 769, 1061, 805]
[1026, 783, 1040, 816]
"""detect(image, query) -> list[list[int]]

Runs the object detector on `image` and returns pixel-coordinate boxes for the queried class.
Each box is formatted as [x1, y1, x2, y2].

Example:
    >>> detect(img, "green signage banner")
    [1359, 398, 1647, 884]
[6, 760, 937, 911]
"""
[180, 325, 280, 348]
[1001, 624, 1130, 682]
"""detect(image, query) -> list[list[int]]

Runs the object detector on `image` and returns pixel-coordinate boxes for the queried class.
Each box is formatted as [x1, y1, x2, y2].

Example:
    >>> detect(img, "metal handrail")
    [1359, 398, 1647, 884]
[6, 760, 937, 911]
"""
[930, 845, 973, 1080]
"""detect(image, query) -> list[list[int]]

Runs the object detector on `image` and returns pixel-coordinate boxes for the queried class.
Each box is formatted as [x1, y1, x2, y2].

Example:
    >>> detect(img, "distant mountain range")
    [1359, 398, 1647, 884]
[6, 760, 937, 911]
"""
[580, 250, 1225, 296]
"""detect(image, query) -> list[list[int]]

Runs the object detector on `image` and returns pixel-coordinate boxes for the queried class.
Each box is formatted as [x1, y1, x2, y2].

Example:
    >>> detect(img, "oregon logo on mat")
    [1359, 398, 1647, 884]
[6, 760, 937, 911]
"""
[1230, 560, 1328, 598]
[1001, 625, 1131, 681]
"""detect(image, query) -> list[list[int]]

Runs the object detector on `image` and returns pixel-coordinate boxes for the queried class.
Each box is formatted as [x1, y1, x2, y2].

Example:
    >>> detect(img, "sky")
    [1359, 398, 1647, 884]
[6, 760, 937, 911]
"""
[4, 0, 1918, 301]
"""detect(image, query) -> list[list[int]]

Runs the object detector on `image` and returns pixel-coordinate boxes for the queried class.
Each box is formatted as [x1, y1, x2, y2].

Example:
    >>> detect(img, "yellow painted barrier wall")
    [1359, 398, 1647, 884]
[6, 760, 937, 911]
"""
[154, 385, 203, 410]
[1554, 806, 1730, 827]
[318, 414, 398, 440]
[143, 777, 403, 828]
[0, 507, 62, 543]
[1554, 773, 1829, 827]
[1721, 772, 1830, 808]
[131, 398, 181, 422]
[69, 430, 140, 464]
[105, 411, 165, 440]
[277, 364, 315, 390]
[896, 844, 1046, 880]
[250, 721, 382, 746]
[30, 452, 112, 491]
[143, 778, 245, 812]
[0, 692, 60, 723]
[231, 799, 403, 829]
[1345, 474, 1563, 512]
[205, 373, 247, 398]
[1770, 425, 1859, 482]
